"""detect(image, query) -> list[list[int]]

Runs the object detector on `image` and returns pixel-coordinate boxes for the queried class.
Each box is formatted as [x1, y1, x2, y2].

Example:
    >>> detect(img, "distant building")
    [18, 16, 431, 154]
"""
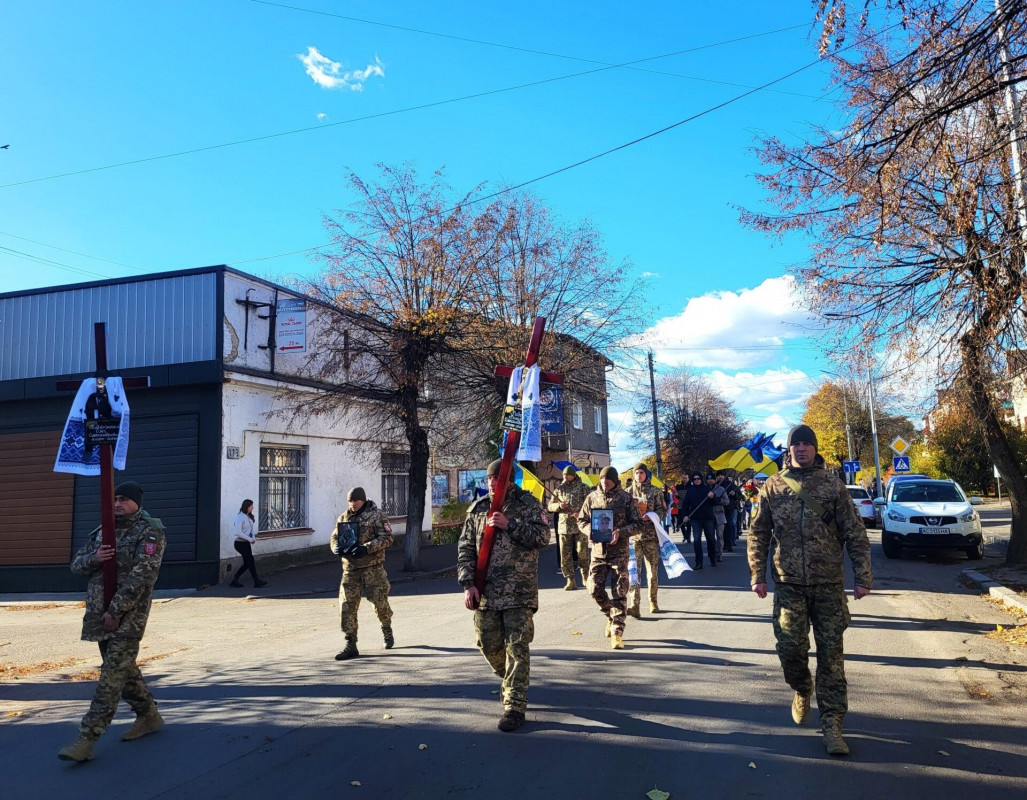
[0, 266, 428, 592]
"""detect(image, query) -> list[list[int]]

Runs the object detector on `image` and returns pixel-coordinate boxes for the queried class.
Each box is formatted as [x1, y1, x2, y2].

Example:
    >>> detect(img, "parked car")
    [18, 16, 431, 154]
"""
[878, 478, 983, 560]
[846, 485, 878, 528]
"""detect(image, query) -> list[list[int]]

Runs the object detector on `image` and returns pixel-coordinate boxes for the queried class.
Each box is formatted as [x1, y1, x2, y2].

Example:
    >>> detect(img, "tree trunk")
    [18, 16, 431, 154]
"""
[961, 344, 1027, 566]
[400, 371, 430, 571]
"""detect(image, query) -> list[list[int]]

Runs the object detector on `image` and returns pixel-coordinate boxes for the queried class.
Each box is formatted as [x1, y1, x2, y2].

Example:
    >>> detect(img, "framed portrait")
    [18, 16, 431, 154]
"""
[431, 474, 450, 506]
[336, 521, 360, 550]
[590, 509, 614, 543]
[458, 469, 488, 503]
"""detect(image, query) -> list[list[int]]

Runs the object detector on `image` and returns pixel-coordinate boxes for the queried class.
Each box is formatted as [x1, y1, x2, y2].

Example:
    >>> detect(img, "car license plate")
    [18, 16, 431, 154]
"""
[919, 527, 950, 534]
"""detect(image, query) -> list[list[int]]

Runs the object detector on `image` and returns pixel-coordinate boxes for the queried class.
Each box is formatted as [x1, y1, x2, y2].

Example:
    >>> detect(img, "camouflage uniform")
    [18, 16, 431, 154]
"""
[331, 500, 394, 641]
[628, 478, 666, 614]
[748, 456, 872, 730]
[457, 485, 551, 713]
[69, 510, 166, 739]
[547, 477, 591, 583]
[578, 485, 643, 636]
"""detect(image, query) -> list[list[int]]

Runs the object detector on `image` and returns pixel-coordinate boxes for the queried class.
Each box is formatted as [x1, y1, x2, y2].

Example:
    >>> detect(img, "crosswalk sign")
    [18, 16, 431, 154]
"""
[893, 456, 910, 472]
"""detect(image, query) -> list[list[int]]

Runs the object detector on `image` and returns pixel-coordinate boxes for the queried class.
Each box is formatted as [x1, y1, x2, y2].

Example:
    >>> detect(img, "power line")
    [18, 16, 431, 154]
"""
[252, 2, 822, 99]
[0, 245, 111, 280]
[1, 24, 823, 191]
[0, 230, 144, 271]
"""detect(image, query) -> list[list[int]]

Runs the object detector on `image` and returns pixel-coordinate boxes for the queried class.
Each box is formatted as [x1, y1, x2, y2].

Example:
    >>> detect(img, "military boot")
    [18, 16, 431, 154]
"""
[611, 633, 624, 650]
[604, 619, 613, 638]
[791, 691, 811, 726]
[649, 600, 661, 614]
[823, 721, 850, 756]
[580, 569, 590, 589]
[563, 577, 577, 591]
[58, 735, 96, 762]
[497, 710, 525, 732]
[121, 708, 164, 741]
[626, 599, 641, 619]
[335, 636, 359, 661]
[382, 626, 395, 649]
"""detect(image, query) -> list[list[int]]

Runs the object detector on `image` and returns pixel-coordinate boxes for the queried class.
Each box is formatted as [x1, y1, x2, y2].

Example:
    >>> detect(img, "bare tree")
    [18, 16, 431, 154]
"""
[745, 3, 1027, 564]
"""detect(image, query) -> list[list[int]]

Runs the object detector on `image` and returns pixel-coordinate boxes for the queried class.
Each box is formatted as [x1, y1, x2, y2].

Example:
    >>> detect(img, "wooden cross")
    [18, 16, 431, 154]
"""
[473, 316, 563, 601]
[57, 322, 150, 609]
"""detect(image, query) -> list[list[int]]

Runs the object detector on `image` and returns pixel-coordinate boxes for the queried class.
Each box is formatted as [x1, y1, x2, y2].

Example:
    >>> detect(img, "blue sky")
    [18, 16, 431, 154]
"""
[1, 1, 871, 465]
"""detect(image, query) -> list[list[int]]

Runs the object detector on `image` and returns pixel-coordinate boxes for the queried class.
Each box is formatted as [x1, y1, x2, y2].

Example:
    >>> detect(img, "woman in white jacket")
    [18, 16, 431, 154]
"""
[230, 499, 267, 588]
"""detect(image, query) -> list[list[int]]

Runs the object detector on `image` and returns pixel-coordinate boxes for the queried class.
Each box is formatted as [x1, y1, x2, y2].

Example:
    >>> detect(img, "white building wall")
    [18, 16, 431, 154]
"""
[219, 373, 432, 572]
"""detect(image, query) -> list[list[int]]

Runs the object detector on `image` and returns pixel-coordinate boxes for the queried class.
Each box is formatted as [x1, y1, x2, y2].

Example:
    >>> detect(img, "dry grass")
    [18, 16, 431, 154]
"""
[0, 658, 85, 681]
[3, 602, 84, 611]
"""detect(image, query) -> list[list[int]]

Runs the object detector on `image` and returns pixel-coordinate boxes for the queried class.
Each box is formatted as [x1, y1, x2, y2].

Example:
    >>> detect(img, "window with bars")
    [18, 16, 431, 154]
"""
[381, 451, 409, 517]
[259, 446, 308, 531]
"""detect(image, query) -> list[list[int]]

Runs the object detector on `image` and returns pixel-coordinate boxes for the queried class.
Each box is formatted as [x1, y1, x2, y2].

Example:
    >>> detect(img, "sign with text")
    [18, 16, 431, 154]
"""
[276, 298, 307, 353]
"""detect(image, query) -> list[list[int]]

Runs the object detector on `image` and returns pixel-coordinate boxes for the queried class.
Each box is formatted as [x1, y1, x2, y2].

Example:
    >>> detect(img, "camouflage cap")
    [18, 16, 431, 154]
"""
[486, 459, 503, 477]
[562, 465, 577, 476]
[599, 465, 619, 483]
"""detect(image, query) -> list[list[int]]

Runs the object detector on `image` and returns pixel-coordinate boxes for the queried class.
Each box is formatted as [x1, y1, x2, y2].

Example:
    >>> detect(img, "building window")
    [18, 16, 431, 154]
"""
[381, 451, 410, 516]
[594, 406, 603, 434]
[259, 446, 307, 531]
[572, 399, 583, 430]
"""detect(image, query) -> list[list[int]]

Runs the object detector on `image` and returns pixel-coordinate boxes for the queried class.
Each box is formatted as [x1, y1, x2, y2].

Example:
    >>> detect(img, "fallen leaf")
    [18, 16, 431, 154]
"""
[571, 631, 582, 636]
[937, 750, 950, 757]
[383, 714, 393, 720]
[350, 780, 361, 786]
[418, 744, 428, 751]
[6, 711, 23, 717]
[997, 625, 1004, 632]
[748, 762, 757, 769]
[646, 789, 670, 800]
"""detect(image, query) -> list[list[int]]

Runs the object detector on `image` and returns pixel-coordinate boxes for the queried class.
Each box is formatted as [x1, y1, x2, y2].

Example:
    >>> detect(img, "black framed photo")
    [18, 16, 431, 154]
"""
[590, 509, 614, 543]
[336, 521, 360, 550]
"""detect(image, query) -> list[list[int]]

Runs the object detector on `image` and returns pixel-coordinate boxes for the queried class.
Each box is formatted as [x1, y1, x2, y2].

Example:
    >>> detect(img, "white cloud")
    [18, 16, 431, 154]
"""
[628, 275, 817, 369]
[316, 112, 328, 121]
[297, 47, 384, 91]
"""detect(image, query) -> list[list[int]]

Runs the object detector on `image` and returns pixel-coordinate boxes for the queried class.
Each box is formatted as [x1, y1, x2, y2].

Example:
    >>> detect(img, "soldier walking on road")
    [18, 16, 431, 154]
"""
[59, 482, 167, 763]
[547, 465, 590, 590]
[748, 425, 873, 757]
[578, 466, 643, 649]
[628, 463, 667, 617]
[458, 459, 551, 732]
[331, 487, 395, 661]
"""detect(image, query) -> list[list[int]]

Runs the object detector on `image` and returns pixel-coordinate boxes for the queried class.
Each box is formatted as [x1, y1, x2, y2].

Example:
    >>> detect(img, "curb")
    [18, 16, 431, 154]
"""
[963, 568, 1027, 617]
[211, 564, 456, 601]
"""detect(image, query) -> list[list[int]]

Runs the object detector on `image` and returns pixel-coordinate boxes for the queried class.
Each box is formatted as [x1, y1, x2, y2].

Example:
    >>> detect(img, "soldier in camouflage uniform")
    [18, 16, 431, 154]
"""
[748, 425, 872, 757]
[628, 463, 667, 617]
[331, 487, 395, 661]
[458, 459, 551, 733]
[59, 482, 167, 763]
[578, 465, 643, 649]
[547, 465, 590, 590]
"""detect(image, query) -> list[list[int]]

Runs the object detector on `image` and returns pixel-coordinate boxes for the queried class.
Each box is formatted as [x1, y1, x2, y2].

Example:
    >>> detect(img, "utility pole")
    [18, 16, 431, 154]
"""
[997, 0, 1027, 243]
[842, 387, 855, 484]
[648, 351, 664, 481]
[867, 361, 884, 499]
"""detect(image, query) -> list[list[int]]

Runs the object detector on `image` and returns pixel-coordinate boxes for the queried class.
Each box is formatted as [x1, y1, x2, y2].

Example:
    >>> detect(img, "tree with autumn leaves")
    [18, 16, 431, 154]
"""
[747, 2, 1027, 565]
[293, 164, 646, 570]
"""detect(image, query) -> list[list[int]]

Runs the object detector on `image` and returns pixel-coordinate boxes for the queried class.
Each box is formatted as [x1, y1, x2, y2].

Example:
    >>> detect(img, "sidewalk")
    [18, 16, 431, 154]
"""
[0, 542, 459, 605]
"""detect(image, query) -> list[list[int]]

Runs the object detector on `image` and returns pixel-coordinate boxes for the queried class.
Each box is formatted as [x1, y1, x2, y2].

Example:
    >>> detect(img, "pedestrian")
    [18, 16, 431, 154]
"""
[748, 424, 872, 757]
[331, 487, 395, 661]
[675, 482, 689, 540]
[628, 462, 667, 617]
[457, 459, 551, 732]
[680, 471, 717, 569]
[547, 465, 591, 590]
[708, 473, 727, 563]
[58, 482, 167, 763]
[716, 471, 742, 550]
[229, 499, 267, 588]
[577, 466, 643, 649]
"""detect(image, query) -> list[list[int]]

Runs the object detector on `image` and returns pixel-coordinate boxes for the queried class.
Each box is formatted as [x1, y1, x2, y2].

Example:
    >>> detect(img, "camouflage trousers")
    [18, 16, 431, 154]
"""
[628, 535, 660, 612]
[474, 607, 534, 713]
[590, 552, 630, 636]
[340, 565, 393, 640]
[773, 582, 850, 729]
[80, 637, 156, 739]
[558, 533, 590, 581]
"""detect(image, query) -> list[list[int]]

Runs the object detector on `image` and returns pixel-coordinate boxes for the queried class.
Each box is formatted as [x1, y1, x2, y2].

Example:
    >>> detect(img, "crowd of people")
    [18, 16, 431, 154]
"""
[59, 424, 872, 763]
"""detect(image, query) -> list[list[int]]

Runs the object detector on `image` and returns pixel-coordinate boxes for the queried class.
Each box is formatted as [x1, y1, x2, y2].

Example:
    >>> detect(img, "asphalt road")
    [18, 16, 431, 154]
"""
[2, 517, 1026, 800]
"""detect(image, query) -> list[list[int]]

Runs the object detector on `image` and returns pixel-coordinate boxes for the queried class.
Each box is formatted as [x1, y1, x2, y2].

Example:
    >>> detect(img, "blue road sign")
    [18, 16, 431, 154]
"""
[893, 456, 911, 472]
[842, 460, 861, 473]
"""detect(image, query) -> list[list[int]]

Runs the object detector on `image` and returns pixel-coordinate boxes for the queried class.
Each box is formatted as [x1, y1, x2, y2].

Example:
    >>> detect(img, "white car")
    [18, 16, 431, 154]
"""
[879, 478, 983, 560]
[846, 485, 878, 528]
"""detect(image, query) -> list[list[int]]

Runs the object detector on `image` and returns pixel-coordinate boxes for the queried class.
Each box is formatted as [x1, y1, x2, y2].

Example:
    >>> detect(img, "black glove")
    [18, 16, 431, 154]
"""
[350, 544, 368, 558]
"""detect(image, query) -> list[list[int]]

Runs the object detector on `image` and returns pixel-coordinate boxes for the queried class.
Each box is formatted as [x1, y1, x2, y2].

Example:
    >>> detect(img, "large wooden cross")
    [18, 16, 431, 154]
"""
[472, 316, 562, 601]
[57, 322, 149, 608]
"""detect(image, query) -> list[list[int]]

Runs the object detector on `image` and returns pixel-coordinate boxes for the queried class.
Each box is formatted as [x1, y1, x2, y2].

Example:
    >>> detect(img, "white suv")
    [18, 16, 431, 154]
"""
[879, 478, 983, 560]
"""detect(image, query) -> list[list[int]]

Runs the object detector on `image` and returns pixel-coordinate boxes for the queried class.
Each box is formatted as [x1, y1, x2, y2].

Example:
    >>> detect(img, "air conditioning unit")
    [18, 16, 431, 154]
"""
[226, 446, 242, 459]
